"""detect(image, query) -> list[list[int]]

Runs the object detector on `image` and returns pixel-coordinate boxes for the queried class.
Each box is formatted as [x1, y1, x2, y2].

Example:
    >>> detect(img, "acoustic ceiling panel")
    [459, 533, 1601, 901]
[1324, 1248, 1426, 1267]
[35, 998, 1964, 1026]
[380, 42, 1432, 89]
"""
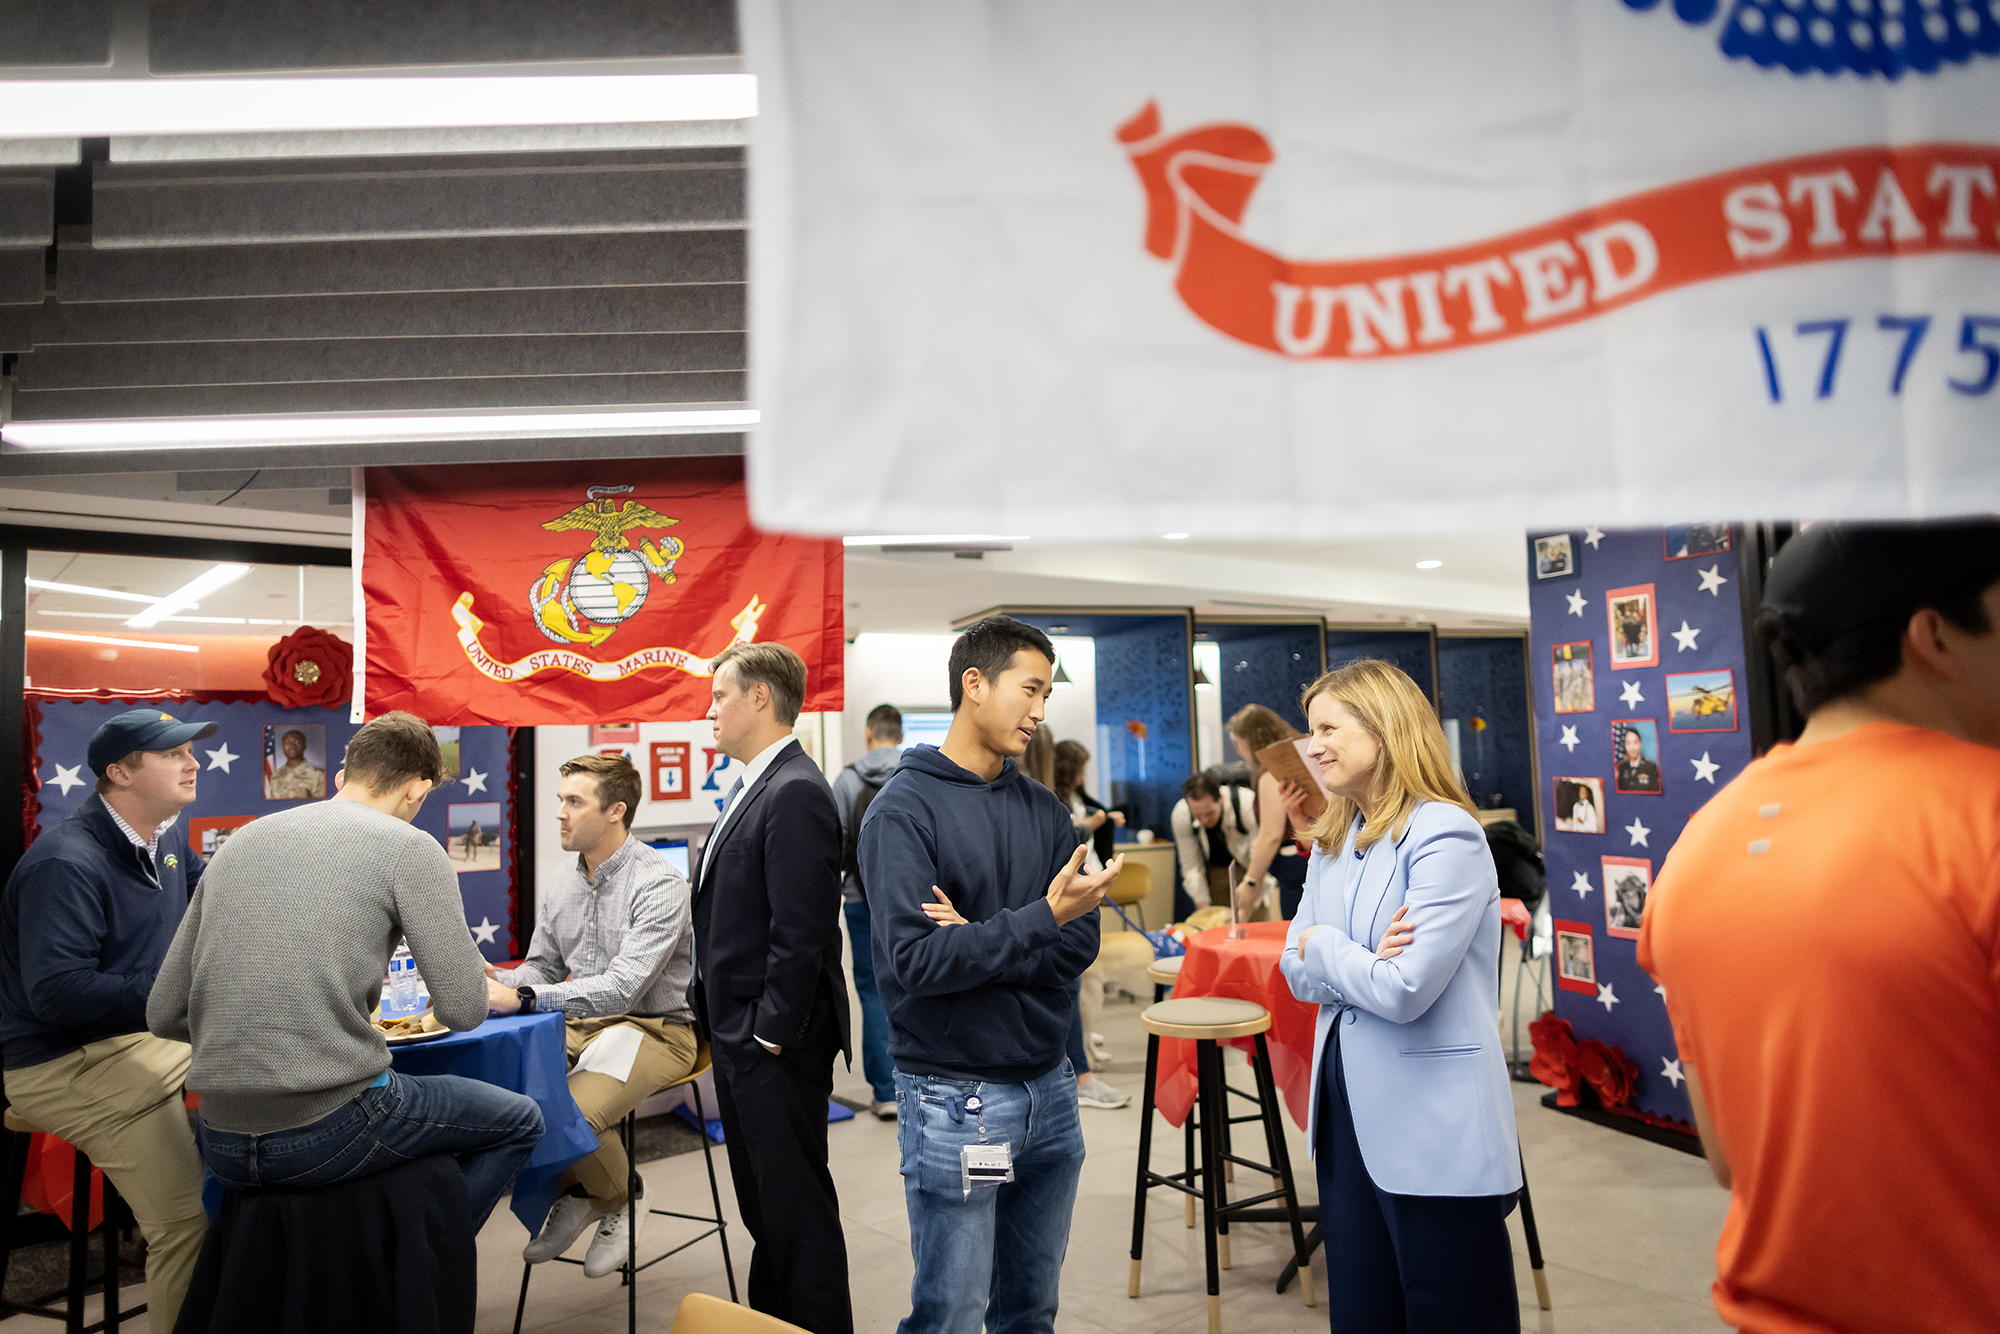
[0, 0, 115, 67]
[7, 371, 748, 420]
[32, 283, 744, 345]
[149, 0, 736, 72]
[0, 173, 53, 247]
[93, 149, 745, 247]
[58, 227, 744, 301]
[0, 248, 43, 305]
[14, 331, 745, 389]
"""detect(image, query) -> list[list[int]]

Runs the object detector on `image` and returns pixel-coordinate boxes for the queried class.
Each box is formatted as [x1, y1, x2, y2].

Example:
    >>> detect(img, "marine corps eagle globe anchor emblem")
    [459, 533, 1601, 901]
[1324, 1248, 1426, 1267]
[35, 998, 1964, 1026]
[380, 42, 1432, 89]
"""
[530, 484, 684, 646]
[448, 483, 767, 685]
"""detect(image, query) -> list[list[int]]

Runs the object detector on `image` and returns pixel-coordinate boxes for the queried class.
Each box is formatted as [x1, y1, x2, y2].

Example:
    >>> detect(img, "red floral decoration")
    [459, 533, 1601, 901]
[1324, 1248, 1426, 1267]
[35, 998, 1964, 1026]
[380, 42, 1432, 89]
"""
[1527, 1012, 1582, 1106]
[1574, 1039, 1640, 1110]
[264, 627, 354, 709]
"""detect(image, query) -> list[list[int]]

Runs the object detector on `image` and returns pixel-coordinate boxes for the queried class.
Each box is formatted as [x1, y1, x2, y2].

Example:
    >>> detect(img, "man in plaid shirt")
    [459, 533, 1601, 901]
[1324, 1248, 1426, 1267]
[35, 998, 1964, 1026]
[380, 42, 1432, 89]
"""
[488, 753, 696, 1278]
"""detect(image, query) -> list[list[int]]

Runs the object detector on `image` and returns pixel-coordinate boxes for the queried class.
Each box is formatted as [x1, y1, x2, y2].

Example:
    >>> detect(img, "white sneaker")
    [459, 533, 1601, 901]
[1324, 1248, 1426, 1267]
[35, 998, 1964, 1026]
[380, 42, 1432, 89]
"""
[1077, 1076, 1133, 1110]
[582, 1187, 647, 1279]
[1088, 1032, 1112, 1066]
[522, 1194, 601, 1263]
[870, 1100, 897, 1121]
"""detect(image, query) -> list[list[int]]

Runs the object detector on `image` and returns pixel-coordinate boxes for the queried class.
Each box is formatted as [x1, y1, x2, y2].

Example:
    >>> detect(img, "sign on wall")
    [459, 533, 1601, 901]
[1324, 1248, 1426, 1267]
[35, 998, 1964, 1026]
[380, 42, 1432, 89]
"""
[742, 0, 2000, 539]
[355, 457, 844, 727]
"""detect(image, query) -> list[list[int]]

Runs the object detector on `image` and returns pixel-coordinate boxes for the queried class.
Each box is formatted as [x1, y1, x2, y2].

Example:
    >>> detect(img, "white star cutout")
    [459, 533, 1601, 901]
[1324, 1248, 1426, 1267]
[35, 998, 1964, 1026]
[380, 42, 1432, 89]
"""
[1661, 1057, 1685, 1088]
[205, 743, 238, 773]
[1619, 680, 1645, 709]
[1565, 589, 1587, 617]
[1571, 871, 1593, 897]
[1697, 564, 1729, 596]
[1671, 620, 1701, 652]
[1583, 526, 1605, 549]
[47, 763, 85, 795]
[1691, 752, 1720, 784]
[1596, 984, 1619, 1012]
[1558, 725, 1580, 753]
[1625, 817, 1651, 848]
[462, 767, 489, 795]
[471, 917, 500, 945]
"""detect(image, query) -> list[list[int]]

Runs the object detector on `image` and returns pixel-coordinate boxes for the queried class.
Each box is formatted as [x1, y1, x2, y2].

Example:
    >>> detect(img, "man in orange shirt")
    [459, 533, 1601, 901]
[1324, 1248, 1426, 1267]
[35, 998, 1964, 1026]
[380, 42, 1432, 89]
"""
[1639, 518, 2000, 1334]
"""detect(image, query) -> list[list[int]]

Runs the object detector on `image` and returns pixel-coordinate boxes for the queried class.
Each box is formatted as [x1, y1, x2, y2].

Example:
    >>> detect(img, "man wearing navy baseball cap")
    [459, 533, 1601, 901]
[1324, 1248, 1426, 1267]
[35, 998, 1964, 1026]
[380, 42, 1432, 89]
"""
[0, 707, 218, 1334]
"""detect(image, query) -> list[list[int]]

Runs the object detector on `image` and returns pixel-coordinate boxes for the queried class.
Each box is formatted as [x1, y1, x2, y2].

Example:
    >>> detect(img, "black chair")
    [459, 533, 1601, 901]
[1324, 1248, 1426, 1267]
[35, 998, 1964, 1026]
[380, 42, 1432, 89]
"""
[0, 1109, 144, 1334]
[176, 1152, 477, 1334]
[511, 1036, 736, 1334]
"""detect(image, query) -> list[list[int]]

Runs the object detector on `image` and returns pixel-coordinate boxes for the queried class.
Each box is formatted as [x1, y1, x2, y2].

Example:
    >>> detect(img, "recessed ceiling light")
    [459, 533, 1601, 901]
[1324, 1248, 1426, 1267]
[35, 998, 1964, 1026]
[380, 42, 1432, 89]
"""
[0, 73, 757, 139]
[1416, 559, 1444, 569]
[1162, 532, 1190, 540]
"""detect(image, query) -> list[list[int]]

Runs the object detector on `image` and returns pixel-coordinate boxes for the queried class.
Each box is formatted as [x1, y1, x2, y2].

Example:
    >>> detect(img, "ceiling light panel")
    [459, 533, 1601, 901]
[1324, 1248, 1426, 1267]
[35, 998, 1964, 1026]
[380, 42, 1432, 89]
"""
[1, 408, 759, 452]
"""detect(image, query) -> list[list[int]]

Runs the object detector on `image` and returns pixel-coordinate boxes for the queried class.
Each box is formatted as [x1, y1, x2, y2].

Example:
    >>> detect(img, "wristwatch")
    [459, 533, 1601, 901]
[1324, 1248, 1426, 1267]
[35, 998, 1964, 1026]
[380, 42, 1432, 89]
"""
[516, 986, 536, 1014]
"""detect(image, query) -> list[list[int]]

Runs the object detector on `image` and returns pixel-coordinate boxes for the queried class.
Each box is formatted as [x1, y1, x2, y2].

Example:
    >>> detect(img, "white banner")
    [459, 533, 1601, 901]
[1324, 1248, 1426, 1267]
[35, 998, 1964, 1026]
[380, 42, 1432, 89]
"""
[742, 0, 2000, 539]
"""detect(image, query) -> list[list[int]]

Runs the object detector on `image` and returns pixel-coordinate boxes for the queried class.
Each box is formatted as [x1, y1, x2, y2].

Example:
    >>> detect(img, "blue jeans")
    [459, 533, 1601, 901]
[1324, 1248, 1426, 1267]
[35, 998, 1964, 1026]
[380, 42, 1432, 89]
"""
[198, 1072, 544, 1232]
[845, 899, 895, 1102]
[894, 1061, 1085, 1334]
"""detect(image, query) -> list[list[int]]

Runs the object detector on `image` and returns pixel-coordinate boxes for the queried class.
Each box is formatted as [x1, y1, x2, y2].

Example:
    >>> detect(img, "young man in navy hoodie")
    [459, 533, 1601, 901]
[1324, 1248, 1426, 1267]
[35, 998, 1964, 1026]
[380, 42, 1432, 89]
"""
[860, 616, 1123, 1334]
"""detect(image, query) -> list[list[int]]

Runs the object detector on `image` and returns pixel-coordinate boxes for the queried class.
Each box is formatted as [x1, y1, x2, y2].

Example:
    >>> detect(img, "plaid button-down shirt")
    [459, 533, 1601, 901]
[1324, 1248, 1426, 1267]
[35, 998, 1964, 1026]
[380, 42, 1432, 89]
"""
[496, 834, 694, 1022]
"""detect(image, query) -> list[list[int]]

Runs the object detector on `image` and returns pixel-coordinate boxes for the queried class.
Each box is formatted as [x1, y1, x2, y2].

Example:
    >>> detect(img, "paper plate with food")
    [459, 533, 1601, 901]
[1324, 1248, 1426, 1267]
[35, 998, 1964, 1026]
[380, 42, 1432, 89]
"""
[372, 1010, 450, 1046]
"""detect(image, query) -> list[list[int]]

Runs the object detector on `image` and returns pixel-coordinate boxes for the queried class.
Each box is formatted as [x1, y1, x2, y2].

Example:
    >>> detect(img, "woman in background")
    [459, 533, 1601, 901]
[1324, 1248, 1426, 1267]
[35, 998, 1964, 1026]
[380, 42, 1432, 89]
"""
[1227, 704, 1312, 919]
[1053, 739, 1121, 869]
[1281, 659, 1520, 1331]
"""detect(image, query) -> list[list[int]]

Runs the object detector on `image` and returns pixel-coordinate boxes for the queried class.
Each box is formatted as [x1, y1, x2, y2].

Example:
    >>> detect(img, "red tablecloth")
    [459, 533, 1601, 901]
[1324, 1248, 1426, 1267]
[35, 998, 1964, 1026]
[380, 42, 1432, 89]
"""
[1153, 922, 1318, 1131]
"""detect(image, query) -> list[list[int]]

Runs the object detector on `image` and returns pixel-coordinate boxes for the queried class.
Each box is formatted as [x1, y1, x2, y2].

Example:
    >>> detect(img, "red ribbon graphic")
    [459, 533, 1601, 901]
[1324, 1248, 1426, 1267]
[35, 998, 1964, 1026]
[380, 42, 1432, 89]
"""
[1118, 101, 2000, 359]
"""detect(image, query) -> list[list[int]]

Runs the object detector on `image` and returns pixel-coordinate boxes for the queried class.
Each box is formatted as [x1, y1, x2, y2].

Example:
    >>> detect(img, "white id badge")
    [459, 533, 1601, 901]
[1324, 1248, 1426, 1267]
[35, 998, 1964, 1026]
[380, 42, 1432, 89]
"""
[960, 1142, 1014, 1198]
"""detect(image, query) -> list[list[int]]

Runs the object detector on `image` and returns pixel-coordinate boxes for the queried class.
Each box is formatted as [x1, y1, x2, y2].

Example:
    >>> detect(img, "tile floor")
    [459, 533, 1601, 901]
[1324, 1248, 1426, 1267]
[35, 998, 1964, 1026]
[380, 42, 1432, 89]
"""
[8, 931, 1733, 1333]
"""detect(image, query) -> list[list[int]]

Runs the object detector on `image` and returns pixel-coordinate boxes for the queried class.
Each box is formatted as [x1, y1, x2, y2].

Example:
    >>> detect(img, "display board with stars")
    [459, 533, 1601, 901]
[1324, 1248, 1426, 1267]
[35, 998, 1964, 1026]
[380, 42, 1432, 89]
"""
[29, 694, 518, 962]
[1524, 524, 1756, 1127]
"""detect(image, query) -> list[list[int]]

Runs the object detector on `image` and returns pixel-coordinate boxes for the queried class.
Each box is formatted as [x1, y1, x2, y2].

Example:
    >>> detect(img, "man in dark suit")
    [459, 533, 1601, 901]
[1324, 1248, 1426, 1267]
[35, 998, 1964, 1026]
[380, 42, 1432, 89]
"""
[692, 643, 852, 1334]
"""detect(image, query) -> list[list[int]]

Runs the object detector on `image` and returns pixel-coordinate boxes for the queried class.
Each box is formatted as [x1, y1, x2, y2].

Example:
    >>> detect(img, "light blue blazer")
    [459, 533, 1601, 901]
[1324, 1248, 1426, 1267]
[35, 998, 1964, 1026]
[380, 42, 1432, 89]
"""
[1279, 800, 1521, 1198]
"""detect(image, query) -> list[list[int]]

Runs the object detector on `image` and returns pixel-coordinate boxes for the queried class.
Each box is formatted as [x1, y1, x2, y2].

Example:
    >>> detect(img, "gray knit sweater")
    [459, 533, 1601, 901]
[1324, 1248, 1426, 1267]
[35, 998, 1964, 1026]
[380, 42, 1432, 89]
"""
[147, 799, 489, 1133]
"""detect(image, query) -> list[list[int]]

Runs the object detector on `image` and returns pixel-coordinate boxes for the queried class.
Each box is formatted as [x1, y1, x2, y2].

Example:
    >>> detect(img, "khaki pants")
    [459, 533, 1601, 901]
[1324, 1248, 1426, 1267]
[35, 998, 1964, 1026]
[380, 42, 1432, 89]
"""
[4, 1034, 207, 1334]
[563, 1017, 698, 1213]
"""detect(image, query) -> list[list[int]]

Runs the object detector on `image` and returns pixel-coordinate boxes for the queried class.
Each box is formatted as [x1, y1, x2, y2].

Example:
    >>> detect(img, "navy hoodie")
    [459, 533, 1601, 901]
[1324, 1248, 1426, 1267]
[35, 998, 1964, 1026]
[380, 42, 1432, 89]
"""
[859, 744, 1097, 1084]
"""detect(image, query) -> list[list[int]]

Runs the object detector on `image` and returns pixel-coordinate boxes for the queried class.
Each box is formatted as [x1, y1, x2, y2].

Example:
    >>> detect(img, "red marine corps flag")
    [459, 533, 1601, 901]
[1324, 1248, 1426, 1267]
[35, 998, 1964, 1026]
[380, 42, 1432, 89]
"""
[353, 458, 843, 726]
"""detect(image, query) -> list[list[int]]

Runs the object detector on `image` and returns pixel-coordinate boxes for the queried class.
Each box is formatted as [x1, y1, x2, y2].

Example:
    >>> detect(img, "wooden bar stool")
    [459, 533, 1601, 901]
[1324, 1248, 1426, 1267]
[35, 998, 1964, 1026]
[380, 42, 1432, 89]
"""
[0, 1110, 143, 1333]
[1141, 955, 1197, 1228]
[1145, 955, 1182, 1003]
[512, 1035, 736, 1334]
[1130, 998, 1313, 1334]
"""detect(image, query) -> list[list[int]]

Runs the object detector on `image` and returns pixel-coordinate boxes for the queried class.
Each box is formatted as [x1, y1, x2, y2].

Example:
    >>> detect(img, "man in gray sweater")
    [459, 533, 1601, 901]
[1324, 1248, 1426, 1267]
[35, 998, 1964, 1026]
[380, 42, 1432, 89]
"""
[148, 712, 543, 1227]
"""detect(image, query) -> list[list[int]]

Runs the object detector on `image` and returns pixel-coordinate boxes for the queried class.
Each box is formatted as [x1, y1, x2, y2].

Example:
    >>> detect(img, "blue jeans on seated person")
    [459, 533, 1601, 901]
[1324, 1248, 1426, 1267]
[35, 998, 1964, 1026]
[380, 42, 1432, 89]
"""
[198, 1072, 544, 1232]
[893, 1060, 1085, 1334]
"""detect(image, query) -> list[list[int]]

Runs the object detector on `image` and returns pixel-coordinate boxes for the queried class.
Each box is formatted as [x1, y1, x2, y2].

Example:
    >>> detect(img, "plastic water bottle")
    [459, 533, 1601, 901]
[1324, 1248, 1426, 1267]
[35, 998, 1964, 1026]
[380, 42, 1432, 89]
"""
[386, 940, 423, 1017]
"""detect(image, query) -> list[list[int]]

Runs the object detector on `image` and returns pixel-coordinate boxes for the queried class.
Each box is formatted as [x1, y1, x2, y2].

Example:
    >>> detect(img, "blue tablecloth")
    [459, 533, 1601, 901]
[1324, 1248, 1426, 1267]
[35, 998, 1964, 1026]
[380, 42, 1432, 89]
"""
[391, 1012, 599, 1233]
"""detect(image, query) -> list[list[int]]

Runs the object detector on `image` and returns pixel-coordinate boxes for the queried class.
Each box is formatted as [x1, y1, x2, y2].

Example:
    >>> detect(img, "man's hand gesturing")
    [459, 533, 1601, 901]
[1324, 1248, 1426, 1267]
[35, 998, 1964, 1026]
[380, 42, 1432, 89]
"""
[1046, 845, 1124, 925]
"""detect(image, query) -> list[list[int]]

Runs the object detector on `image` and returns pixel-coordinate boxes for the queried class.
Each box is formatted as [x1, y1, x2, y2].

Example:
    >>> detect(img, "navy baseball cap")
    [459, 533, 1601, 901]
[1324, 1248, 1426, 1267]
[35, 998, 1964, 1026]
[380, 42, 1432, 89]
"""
[87, 708, 219, 775]
[1762, 517, 2000, 651]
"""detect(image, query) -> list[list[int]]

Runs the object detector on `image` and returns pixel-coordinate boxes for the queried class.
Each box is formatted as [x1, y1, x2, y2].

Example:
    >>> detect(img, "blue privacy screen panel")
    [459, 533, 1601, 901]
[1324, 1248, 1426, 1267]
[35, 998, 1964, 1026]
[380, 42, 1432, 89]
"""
[1199, 621, 1323, 733]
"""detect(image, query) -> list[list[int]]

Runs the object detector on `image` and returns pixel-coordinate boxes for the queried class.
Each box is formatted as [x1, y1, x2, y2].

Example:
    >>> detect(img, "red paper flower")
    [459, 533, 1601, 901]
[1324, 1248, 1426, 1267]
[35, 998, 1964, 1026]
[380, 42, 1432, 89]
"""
[1574, 1039, 1641, 1110]
[264, 627, 354, 709]
[1527, 1012, 1583, 1106]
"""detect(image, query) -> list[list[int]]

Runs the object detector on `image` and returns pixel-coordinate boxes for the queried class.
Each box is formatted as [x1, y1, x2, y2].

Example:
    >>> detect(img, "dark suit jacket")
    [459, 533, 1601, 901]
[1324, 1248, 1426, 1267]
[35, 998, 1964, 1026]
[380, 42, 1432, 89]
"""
[690, 740, 851, 1064]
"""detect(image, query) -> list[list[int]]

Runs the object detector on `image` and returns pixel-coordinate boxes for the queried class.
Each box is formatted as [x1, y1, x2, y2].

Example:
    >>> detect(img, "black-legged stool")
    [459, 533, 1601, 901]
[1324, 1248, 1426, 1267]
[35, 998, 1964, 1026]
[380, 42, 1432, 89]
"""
[1141, 956, 1198, 1229]
[0, 1110, 142, 1334]
[512, 1035, 736, 1334]
[1146, 955, 1182, 1004]
[1130, 998, 1313, 1334]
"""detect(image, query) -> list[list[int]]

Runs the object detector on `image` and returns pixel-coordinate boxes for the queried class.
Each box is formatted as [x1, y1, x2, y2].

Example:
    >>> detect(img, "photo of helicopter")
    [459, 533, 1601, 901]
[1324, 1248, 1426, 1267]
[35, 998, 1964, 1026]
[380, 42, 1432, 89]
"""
[1667, 669, 1737, 732]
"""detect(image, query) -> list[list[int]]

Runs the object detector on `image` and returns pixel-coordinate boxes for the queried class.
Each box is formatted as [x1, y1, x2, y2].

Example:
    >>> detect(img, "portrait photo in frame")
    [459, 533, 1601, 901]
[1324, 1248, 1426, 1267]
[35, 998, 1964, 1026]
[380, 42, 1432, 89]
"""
[1552, 776, 1606, 834]
[1605, 583, 1659, 669]
[1533, 532, 1578, 580]
[1554, 919, 1597, 994]
[1602, 856, 1653, 940]
[1552, 640, 1595, 714]
[1611, 719, 1663, 795]
[263, 724, 328, 801]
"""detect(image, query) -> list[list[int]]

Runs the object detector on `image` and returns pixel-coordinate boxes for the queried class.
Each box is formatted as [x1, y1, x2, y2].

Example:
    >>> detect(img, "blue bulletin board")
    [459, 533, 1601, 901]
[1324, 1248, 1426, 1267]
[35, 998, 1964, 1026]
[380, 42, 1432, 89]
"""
[1524, 525, 1755, 1129]
[27, 692, 518, 961]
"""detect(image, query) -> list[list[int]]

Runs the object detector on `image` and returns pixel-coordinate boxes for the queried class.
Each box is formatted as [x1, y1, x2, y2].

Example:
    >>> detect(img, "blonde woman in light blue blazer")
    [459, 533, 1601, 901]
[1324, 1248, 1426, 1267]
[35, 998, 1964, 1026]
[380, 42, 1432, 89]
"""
[1279, 659, 1521, 1333]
